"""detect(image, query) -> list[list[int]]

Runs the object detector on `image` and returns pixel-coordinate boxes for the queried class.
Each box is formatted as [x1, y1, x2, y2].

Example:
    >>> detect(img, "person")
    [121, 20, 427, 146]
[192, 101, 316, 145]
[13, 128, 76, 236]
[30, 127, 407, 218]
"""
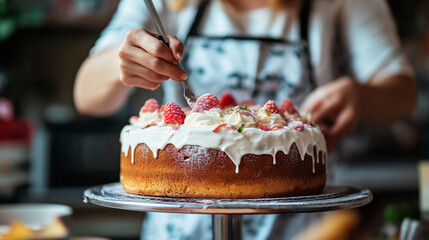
[74, 0, 416, 239]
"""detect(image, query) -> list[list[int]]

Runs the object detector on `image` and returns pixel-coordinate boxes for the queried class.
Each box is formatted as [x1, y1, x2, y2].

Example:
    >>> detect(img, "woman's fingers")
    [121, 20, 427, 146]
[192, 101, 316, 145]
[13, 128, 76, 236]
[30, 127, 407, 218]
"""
[329, 107, 357, 137]
[119, 44, 187, 81]
[311, 95, 343, 124]
[121, 75, 161, 90]
[137, 50, 187, 81]
[301, 89, 323, 113]
[118, 29, 188, 90]
[127, 29, 177, 63]
[122, 60, 169, 83]
[168, 35, 184, 61]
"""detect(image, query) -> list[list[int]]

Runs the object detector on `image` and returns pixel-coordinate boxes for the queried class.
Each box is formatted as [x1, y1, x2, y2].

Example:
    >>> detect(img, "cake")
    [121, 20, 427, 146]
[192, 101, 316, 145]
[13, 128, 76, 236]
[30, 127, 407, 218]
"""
[120, 93, 327, 199]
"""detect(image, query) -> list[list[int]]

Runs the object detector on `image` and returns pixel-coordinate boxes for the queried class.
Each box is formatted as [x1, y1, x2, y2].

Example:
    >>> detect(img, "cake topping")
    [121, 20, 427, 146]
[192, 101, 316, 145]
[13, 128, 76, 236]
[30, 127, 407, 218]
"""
[184, 108, 224, 126]
[192, 93, 221, 113]
[259, 123, 284, 131]
[141, 98, 160, 113]
[257, 100, 288, 125]
[287, 120, 305, 132]
[263, 100, 282, 114]
[224, 106, 258, 128]
[164, 102, 186, 125]
[212, 123, 238, 132]
[130, 100, 163, 128]
[219, 92, 237, 109]
[279, 98, 298, 115]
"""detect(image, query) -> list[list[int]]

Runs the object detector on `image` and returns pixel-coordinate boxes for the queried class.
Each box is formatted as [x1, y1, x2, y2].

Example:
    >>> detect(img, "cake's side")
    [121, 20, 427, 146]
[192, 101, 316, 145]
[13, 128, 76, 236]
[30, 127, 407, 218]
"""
[120, 143, 326, 199]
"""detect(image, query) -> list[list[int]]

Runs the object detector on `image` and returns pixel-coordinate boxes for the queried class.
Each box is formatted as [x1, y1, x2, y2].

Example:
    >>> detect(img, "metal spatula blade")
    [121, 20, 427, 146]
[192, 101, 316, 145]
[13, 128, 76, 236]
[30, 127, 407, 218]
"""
[143, 0, 196, 108]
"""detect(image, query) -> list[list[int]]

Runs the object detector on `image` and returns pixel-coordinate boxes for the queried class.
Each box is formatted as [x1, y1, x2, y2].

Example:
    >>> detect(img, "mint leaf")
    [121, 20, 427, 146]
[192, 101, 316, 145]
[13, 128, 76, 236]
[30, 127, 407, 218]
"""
[237, 124, 245, 133]
[240, 105, 249, 111]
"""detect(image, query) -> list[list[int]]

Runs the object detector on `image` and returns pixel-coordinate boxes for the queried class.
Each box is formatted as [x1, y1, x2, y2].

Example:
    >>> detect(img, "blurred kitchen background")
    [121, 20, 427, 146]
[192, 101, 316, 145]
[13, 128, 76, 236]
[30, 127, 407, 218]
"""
[0, 0, 429, 239]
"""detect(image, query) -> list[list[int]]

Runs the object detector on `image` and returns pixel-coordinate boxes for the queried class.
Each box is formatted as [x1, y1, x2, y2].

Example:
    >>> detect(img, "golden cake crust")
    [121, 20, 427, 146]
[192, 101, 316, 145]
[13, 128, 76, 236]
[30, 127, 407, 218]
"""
[120, 143, 326, 199]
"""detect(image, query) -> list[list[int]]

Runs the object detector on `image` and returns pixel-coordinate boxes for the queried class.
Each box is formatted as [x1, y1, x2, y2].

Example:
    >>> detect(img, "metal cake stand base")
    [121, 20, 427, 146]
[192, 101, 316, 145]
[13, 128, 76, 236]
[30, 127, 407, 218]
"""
[83, 182, 372, 240]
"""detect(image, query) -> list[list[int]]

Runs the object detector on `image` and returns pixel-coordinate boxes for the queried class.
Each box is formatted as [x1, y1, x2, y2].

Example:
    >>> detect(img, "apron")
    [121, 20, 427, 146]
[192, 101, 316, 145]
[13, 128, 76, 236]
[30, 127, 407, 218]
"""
[179, 0, 315, 107]
[143, 1, 321, 240]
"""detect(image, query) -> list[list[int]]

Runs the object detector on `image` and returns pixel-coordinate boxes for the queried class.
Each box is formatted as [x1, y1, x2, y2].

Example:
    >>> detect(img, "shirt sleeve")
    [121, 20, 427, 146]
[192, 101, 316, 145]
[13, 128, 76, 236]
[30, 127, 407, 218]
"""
[90, 0, 168, 55]
[340, 0, 413, 83]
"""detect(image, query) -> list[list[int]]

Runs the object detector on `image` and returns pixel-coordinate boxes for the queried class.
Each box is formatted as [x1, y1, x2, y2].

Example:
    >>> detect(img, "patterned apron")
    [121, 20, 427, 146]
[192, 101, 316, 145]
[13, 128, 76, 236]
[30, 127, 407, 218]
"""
[180, 0, 315, 107]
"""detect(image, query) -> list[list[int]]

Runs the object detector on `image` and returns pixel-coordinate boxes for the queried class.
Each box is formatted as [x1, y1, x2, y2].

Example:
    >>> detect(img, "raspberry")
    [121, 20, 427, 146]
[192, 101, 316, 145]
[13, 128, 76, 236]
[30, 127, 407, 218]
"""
[279, 98, 298, 114]
[263, 100, 281, 114]
[288, 120, 304, 131]
[164, 102, 186, 125]
[219, 92, 237, 109]
[192, 93, 221, 113]
[141, 98, 160, 113]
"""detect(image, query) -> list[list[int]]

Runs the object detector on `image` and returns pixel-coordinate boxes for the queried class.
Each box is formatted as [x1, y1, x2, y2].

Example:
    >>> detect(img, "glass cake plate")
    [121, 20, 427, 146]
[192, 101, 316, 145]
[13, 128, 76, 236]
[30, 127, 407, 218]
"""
[84, 182, 372, 240]
[83, 182, 371, 214]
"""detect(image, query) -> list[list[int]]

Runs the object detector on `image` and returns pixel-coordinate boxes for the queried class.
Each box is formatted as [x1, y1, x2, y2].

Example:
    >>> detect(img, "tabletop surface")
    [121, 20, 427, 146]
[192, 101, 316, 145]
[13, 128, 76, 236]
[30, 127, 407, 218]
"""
[83, 183, 372, 214]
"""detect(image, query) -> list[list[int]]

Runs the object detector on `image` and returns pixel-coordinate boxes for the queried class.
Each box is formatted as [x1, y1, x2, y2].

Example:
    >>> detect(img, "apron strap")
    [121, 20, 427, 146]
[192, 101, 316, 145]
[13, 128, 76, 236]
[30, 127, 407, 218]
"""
[299, 0, 316, 90]
[185, 0, 210, 39]
[300, 0, 311, 42]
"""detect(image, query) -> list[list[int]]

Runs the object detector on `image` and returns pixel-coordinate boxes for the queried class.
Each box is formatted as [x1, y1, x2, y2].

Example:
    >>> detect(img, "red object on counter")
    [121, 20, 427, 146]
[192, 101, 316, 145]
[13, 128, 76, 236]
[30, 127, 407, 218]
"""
[0, 98, 33, 143]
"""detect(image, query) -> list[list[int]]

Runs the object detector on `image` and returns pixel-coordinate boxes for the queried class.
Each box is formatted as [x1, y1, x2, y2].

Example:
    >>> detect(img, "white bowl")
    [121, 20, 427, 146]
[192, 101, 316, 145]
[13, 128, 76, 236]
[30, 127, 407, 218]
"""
[0, 204, 72, 230]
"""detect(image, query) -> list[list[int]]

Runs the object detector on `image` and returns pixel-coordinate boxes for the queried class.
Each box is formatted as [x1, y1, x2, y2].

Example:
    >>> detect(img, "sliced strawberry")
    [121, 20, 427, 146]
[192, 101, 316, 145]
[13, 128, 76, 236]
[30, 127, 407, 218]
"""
[212, 123, 237, 132]
[259, 123, 271, 131]
[164, 102, 186, 125]
[279, 98, 298, 114]
[270, 124, 284, 131]
[192, 93, 221, 112]
[141, 98, 160, 113]
[219, 92, 237, 109]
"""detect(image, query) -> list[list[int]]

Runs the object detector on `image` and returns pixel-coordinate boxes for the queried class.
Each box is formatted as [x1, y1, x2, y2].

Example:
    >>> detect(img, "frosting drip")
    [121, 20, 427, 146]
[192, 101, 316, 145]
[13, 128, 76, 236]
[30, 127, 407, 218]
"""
[120, 125, 327, 173]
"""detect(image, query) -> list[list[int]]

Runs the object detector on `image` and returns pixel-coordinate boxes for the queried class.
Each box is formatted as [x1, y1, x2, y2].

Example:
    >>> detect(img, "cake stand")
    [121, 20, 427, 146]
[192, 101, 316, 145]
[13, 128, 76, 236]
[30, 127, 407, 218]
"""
[83, 182, 372, 240]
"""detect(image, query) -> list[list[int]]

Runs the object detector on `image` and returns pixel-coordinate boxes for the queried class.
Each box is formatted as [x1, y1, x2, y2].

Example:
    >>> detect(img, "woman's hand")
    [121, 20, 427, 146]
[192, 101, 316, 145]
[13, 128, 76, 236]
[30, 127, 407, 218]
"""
[302, 77, 362, 152]
[118, 29, 187, 90]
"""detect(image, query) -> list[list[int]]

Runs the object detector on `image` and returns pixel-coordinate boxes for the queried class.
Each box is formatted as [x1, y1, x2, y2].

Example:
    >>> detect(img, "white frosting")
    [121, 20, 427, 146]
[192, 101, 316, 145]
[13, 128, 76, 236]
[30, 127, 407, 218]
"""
[120, 124, 327, 173]
[184, 108, 224, 126]
[256, 110, 287, 126]
[224, 110, 258, 128]
[130, 111, 163, 128]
